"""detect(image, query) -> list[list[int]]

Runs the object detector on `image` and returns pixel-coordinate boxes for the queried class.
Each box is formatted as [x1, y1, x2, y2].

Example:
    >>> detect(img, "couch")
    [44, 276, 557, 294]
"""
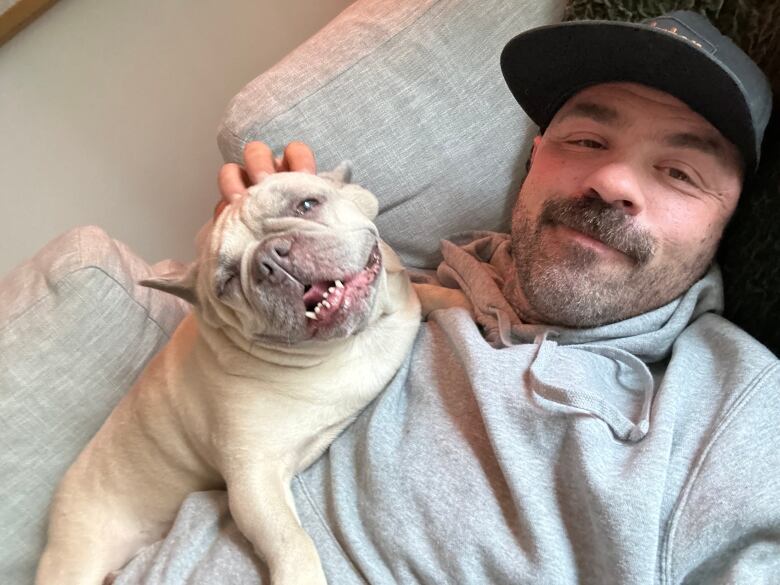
[1, 0, 777, 583]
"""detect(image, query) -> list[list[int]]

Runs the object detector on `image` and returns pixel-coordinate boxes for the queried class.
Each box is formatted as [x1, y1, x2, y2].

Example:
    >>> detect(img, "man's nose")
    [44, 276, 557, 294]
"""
[581, 162, 645, 215]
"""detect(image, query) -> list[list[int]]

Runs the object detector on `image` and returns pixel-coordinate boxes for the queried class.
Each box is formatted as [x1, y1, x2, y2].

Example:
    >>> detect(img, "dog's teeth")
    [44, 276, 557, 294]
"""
[322, 300, 331, 309]
[328, 287, 336, 293]
[305, 311, 317, 320]
[335, 279, 344, 289]
[314, 305, 321, 314]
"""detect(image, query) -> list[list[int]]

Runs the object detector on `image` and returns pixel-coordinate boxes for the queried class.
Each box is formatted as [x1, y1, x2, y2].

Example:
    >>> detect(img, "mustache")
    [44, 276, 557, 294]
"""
[539, 198, 656, 265]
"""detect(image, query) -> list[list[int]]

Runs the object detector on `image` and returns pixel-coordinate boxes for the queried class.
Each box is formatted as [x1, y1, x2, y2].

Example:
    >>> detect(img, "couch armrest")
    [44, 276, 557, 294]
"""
[0, 226, 189, 584]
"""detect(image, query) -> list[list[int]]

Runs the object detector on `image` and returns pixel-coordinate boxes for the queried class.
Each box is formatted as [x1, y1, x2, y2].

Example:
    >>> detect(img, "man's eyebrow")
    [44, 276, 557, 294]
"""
[556, 101, 623, 126]
[663, 132, 725, 157]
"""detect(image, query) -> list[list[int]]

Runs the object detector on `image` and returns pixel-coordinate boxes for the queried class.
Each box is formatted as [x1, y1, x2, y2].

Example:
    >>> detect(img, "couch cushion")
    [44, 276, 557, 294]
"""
[0, 226, 189, 585]
[218, 0, 567, 269]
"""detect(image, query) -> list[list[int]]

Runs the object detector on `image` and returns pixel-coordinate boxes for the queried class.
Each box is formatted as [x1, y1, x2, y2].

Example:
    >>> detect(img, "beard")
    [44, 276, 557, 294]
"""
[507, 195, 718, 328]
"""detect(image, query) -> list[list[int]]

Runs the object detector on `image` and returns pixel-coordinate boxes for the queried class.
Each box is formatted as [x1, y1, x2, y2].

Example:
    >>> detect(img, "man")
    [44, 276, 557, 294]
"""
[117, 11, 779, 584]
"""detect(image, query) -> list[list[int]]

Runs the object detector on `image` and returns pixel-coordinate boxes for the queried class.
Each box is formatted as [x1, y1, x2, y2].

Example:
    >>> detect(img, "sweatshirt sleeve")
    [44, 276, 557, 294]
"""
[661, 361, 780, 584]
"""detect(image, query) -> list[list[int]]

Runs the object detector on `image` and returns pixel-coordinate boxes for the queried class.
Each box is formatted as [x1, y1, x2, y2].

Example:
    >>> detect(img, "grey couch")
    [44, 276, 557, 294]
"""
[2, 0, 777, 583]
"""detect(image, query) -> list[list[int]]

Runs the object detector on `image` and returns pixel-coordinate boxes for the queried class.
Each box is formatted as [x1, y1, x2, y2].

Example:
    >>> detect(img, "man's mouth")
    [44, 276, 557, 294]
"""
[539, 198, 655, 266]
[555, 224, 621, 254]
[552, 220, 652, 265]
[300, 243, 382, 327]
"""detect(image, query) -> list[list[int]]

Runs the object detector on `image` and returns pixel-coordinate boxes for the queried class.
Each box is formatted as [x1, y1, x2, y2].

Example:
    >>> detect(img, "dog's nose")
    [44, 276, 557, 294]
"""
[272, 240, 291, 257]
[253, 240, 292, 283]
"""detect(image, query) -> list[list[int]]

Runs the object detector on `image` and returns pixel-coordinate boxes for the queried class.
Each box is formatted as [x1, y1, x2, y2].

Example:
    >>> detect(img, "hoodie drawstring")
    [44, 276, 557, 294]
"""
[528, 333, 655, 443]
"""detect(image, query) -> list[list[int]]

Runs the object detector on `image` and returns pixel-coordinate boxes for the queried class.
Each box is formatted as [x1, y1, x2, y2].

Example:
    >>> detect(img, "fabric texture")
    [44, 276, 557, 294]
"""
[218, 0, 567, 269]
[5, 0, 778, 582]
[114, 234, 780, 584]
[0, 226, 189, 585]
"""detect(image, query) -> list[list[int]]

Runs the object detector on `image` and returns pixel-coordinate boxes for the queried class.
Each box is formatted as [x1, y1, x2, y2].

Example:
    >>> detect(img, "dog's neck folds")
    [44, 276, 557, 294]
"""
[195, 313, 354, 370]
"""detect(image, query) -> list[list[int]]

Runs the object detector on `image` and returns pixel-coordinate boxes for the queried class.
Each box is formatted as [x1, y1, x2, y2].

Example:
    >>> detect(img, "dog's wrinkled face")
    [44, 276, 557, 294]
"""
[144, 165, 398, 346]
[208, 169, 383, 344]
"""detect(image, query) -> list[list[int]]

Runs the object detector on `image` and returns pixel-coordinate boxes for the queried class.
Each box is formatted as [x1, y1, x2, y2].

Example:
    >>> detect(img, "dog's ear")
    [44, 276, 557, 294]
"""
[320, 160, 378, 219]
[318, 160, 353, 185]
[340, 184, 379, 220]
[140, 262, 199, 305]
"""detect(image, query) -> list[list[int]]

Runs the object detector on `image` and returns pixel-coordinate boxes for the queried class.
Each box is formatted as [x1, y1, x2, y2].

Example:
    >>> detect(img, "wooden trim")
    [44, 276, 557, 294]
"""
[0, 0, 59, 47]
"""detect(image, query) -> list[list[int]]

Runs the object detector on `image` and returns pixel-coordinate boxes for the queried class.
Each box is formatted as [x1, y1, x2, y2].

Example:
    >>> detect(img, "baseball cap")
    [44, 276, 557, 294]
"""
[500, 11, 773, 170]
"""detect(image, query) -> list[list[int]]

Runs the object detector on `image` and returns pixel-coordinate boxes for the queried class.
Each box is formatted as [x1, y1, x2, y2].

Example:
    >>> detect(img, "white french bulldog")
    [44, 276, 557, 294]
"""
[36, 165, 421, 585]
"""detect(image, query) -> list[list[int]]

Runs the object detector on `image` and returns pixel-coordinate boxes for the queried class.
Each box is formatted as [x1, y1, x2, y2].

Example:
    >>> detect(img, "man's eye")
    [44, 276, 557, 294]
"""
[667, 167, 694, 184]
[296, 198, 320, 214]
[570, 139, 604, 149]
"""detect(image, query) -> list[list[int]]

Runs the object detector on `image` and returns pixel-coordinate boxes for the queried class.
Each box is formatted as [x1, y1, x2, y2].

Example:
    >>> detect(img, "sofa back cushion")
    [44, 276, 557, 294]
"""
[218, 0, 567, 269]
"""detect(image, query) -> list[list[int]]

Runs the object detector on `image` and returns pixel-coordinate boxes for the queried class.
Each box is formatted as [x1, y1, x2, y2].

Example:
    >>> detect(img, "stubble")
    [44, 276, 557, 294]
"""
[507, 196, 717, 327]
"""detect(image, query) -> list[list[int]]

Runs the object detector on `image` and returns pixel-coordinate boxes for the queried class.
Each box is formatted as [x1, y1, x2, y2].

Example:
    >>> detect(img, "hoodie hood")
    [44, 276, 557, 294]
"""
[434, 231, 725, 442]
[436, 231, 724, 358]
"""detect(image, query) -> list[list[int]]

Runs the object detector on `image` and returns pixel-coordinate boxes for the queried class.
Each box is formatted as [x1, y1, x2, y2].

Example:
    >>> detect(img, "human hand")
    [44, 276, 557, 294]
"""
[215, 141, 317, 217]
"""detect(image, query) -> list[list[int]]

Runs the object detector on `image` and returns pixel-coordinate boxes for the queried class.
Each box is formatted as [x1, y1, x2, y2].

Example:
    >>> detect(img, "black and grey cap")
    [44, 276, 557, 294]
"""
[500, 11, 773, 170]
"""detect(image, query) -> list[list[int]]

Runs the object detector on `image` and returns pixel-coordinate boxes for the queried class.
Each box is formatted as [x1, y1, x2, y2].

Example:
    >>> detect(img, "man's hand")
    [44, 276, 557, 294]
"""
[215, 141, 317, 217]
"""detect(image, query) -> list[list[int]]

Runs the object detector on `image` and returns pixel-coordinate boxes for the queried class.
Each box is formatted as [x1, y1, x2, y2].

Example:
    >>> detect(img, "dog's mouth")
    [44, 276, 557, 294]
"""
[300, 243, 382, 331]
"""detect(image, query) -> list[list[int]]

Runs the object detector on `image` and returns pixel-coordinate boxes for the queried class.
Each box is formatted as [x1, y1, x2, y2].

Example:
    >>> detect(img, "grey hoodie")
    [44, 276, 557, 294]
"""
[117, 232, 780, 585]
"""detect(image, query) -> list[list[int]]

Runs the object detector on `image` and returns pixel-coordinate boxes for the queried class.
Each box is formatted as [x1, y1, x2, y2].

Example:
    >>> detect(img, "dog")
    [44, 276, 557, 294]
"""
[36, 164, 421, 585]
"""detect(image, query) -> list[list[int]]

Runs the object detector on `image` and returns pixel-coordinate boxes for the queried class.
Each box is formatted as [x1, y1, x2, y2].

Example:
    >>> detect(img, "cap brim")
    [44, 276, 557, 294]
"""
[501, 21, 756, 169]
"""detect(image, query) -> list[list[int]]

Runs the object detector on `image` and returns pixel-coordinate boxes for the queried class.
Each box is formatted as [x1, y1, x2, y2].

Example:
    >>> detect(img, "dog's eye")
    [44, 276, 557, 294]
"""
[296, 198, 320, 215]
[216, 270, 239, 298]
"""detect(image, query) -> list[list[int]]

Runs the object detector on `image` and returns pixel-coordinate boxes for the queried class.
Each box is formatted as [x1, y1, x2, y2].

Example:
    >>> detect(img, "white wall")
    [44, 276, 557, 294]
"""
[0, 0, 354, 276]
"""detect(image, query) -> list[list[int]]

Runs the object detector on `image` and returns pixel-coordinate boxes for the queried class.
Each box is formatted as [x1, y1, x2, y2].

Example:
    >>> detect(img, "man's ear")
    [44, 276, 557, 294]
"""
[318, 160, 353, 185]
[140, 262, 199, 305]
[526, 134, 542, 172]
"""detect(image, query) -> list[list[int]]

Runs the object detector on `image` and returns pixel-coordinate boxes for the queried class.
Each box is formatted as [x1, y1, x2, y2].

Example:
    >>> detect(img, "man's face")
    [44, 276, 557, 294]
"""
[508, 82, 743, 327]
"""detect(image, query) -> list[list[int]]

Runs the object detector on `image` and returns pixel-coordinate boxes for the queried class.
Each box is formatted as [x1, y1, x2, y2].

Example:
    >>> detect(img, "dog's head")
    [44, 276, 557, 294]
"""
[142, 164, 412, 347]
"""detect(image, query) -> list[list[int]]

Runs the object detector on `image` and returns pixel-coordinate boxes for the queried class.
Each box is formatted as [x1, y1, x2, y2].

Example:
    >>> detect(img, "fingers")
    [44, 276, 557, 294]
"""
[243, 140, 315, 178]
[217, 141, 274, 206]
[215, 141, 316, 219]
[214, 199, 229, 219]
[218, 163, 250, 202]
[281, 141, 316, 174]
[243, 141, 275, 184]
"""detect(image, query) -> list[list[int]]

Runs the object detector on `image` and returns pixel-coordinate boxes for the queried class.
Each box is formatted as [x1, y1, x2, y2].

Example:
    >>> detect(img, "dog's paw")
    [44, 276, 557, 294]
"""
[272, 566, 327, 585]
[413, 282, 474, 319]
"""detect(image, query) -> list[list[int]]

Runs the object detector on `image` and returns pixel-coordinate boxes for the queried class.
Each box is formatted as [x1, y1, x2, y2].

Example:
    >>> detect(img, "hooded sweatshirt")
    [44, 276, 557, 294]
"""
[117, 232, 780, 585]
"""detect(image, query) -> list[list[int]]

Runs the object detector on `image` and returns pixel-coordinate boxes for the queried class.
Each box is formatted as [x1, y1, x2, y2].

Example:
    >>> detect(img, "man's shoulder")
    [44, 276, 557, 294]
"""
[680, 312, 780, 416]
[662, 315, 780, 581]
[676, 311, 778, 371]
[666, 312, 778, 425]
